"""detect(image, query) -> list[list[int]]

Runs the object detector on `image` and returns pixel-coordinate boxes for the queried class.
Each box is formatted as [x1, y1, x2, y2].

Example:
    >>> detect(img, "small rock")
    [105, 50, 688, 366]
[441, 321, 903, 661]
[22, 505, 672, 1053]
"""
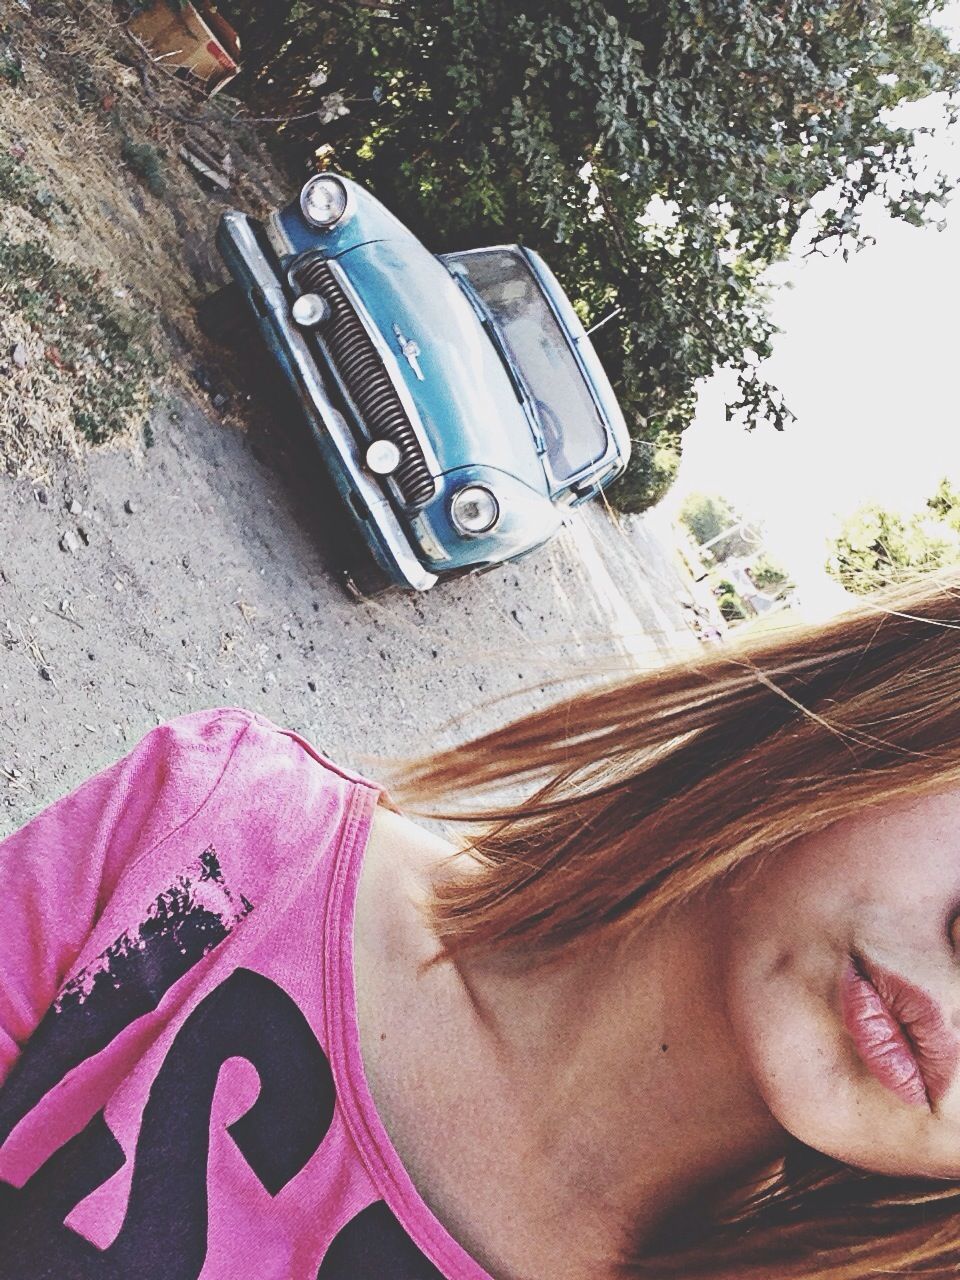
[67, 498, 82, 515]
[307, 678, 317, 693]
[38, 665, 52, 682]
[35, 487, 48, 505]
[77, 526, 90, 546]
[11, 343, 28, 369]
[59, 529, 81, 554]
[123, 498, 136, 515]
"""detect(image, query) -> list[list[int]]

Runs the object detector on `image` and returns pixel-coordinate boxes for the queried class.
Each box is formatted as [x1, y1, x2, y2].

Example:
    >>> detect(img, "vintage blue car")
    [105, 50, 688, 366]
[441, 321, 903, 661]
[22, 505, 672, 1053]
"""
[210, 174, 630, 592]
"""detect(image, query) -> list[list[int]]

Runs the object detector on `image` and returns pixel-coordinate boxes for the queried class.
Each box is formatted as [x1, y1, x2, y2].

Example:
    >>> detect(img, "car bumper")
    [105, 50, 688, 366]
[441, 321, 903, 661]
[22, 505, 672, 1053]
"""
[215, 211, 438, 592]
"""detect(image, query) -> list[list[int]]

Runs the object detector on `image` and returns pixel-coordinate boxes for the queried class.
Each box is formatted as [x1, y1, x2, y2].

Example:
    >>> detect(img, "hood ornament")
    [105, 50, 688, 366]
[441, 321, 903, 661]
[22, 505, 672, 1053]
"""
[393, 323, 425, 381]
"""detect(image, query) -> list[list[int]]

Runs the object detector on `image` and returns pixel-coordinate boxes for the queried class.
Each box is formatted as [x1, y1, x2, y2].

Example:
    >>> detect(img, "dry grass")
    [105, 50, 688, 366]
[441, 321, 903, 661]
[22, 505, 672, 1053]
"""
[0, 0, 286, 477]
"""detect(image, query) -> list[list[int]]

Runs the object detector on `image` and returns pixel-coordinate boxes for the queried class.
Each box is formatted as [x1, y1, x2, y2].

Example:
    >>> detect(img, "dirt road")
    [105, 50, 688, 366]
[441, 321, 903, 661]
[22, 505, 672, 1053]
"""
[0, 391, 705, 833]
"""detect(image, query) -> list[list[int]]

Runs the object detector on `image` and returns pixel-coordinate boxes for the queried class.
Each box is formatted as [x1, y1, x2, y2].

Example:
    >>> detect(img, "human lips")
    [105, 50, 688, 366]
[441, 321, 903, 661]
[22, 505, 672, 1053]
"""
[839, 955, 960, 1109]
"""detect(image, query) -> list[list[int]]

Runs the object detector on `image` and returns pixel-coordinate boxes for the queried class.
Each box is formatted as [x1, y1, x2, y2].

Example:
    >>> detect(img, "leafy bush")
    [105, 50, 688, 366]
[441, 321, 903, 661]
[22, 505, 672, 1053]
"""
[826, 494, 960, 594]
[717, 591, 747, 623]
[678, 492, 755, 563]
[0, 50, 24, 88]
[750, 553, 793, 597]
[120, 136, 166, 196]
[618, 427, 681, 513]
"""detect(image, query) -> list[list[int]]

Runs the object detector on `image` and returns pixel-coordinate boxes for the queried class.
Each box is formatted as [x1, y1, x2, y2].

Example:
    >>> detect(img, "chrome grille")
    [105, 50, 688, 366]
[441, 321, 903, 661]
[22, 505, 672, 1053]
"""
[291, 256, 435, 508]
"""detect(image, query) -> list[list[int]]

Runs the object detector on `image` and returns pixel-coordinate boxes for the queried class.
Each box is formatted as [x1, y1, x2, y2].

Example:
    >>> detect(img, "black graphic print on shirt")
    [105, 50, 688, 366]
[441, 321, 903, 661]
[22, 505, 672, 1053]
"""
[0, 846, 252, 1148]
[0, 857, 452, 1280]
[317, 1201, 445, 1280]
[0, 969, 333, 1277]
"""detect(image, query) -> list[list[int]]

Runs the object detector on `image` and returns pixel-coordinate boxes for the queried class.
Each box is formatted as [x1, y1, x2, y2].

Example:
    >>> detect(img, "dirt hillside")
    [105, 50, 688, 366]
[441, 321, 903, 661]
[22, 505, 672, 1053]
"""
[0, 0, 281, 472]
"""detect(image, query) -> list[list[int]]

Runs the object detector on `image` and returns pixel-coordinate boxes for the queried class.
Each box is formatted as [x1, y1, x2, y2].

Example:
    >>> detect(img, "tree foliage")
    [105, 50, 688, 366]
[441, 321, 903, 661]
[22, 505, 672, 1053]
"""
[925, 476, 960, 526]
[716, 582, 748, 622]
[223, 0, 960, 511]
[826, 483, 960, 593]
[750, 552, 793, 596]
[678, 491, 756, 561]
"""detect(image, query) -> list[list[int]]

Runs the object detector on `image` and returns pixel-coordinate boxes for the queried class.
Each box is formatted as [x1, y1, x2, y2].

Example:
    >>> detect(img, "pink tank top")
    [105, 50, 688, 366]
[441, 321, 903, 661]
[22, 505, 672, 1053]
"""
[0, 708, 494, 1279]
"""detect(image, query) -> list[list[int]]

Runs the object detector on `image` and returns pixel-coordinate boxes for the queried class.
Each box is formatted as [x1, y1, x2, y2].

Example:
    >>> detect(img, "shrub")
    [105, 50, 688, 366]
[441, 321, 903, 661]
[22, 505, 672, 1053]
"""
[120, 136, 166, 197]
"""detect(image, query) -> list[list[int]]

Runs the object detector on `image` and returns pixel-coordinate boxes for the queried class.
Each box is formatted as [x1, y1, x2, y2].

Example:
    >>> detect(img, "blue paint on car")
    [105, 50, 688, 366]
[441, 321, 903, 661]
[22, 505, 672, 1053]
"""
[214, 174, 630, 591]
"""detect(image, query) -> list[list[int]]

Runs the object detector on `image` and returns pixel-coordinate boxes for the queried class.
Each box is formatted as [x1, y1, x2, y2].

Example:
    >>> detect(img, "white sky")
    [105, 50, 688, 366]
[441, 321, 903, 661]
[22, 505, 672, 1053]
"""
[665, 3, 960, 614]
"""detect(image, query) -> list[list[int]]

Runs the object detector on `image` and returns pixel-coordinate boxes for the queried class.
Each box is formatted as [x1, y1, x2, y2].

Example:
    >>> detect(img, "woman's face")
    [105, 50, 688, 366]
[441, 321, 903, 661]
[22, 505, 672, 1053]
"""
[722, 787, 960, 1177]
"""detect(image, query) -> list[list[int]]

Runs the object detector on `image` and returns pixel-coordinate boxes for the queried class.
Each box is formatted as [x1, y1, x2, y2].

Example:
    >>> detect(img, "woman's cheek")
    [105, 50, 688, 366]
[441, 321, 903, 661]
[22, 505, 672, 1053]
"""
[720, 919, 960, 1179]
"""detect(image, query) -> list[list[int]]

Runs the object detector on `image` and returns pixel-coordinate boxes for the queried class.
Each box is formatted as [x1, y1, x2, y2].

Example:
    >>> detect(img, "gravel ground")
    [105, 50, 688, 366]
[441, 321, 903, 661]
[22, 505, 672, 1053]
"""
[0, 389, 710, 835]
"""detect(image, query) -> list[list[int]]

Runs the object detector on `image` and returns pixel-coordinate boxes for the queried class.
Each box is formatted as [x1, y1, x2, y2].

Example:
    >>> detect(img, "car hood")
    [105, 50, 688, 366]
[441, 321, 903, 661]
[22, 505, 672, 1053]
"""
[334, 239, 547, 490]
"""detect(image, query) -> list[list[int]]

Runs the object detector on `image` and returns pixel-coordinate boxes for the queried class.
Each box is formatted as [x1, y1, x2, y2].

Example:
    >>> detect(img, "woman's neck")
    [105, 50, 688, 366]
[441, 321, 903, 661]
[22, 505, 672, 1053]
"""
[355, 807, 787, 1279]
[452, 893, 787, 1250]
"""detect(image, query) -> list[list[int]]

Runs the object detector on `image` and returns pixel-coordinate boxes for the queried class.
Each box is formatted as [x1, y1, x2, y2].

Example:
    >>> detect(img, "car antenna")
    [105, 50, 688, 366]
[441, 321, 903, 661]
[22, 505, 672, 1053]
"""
[586, 306, 623, 337]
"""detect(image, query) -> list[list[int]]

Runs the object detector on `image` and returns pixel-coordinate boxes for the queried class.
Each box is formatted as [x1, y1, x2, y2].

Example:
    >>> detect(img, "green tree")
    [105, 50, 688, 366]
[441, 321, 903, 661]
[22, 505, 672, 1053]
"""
[926, 477, 960, 528]
[716, 585, 748, 623]
[678, 492, 755, 562]
[224, 0, 960, 511]
[750, 552, 793, 597]
[826, 499, 960, 594]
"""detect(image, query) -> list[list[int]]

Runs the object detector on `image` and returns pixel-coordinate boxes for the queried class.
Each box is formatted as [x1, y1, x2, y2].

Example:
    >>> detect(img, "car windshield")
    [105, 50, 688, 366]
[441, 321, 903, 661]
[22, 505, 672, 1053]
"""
[446, 249, 608, 482]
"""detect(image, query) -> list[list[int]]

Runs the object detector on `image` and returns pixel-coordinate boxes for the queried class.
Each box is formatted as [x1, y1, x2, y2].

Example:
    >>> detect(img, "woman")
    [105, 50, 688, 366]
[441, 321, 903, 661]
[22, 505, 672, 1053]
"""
[3, 574, 960, 1279]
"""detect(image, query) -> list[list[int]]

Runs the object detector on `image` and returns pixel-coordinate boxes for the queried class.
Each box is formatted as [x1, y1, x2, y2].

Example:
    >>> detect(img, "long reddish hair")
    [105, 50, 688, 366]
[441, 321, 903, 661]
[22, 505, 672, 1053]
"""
[395, 573, 960, 1277]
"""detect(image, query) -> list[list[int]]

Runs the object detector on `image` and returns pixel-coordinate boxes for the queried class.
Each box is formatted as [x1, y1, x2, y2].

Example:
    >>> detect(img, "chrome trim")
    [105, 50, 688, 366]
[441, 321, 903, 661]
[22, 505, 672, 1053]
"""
[299, 175, 355, 230]
[392, 323, 425, 381]
[409, 510, 451, 562]
[217, 212, 437, 592]
[290, 262, 434, 511]
[324, 258, 442, 478]
[451, 485, 501, 537]
[265, 210, 295, 259]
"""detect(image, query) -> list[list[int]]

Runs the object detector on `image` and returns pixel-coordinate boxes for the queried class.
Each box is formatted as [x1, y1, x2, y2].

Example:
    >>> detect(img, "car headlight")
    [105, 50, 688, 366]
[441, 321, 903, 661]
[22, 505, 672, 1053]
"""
[451, 485, 500, 535]
[300, 175, 349, 229]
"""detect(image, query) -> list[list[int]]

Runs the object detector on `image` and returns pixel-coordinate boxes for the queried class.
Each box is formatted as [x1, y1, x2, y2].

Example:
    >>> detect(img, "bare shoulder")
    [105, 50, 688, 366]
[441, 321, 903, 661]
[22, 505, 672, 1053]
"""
[352, 803, 473, 1165]
[352, 802, 468, 1040]
[356, 803, 470, 962]
[352, 804, 627, 1280]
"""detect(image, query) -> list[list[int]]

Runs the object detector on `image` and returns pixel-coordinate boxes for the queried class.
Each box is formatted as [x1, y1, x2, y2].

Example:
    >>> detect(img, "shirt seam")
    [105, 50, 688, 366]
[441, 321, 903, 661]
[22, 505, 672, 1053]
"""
[323, 786, 490, 1280]
[117, 708, 261, 888]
